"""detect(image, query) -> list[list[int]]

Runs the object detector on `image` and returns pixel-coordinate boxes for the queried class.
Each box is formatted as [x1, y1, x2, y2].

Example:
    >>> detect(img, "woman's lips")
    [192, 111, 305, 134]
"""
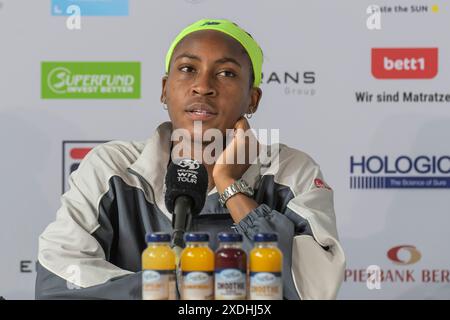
[186, 110, 217, 121]
[185, 103, 218, 121]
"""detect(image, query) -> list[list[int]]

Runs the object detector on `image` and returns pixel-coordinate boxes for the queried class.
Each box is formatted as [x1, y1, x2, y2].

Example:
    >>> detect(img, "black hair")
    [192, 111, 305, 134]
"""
[241, 48, 255, 89]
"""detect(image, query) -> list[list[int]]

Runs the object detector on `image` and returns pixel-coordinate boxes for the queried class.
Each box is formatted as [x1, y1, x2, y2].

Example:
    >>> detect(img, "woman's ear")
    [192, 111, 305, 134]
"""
[248, 87, 263, 114]
[160, 75, 168, 103]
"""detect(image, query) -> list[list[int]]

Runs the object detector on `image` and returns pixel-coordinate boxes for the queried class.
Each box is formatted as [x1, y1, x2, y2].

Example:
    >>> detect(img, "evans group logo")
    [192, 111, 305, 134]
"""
[260, 70, 316, 96]
[63, 141, 107, 193]
[387, 245, 422, 266]
[371, 48, 438, 79]
[52, 0, 129, 16]
[350, 155, 450, 189]
[42, 62, 140, 99]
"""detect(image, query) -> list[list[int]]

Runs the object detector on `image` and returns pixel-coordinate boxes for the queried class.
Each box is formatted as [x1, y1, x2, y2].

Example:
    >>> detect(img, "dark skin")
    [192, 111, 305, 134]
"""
[161, 30, 263, 223]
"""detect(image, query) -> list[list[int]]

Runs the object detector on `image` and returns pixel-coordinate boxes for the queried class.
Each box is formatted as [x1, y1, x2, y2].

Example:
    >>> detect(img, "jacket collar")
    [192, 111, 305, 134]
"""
[128, 121, 264, 219]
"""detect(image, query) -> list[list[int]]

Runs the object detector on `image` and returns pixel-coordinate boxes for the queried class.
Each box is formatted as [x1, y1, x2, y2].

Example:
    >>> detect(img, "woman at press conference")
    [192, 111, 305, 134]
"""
[35, 18, 345, 300]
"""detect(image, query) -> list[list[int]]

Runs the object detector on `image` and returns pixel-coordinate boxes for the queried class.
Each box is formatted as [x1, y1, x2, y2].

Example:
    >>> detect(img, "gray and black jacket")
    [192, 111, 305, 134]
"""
[36, 121, 345, 300]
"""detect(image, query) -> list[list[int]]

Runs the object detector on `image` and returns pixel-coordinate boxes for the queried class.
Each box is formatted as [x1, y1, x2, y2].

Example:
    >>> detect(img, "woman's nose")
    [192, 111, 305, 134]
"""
[191, 72, 217, 96]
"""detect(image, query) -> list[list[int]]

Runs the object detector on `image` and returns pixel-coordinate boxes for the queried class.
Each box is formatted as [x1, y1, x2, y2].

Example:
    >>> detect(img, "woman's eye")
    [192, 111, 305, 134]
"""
[218, 70, 236, 77]
[179, 66, 195, 73]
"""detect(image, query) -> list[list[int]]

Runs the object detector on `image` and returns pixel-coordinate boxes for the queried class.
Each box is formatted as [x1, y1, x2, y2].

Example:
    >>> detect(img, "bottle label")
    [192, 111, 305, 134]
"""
[142, 270, 175, 300]
[250, 272, 282, 300]
[215, 268, 246, 300]
[182, 271, 214, 300]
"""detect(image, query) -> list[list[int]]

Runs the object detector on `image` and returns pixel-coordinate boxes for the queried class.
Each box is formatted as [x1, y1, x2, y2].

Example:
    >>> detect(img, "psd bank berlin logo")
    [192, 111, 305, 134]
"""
[42, 62, 140, 99]
[387, 245, 422, 265]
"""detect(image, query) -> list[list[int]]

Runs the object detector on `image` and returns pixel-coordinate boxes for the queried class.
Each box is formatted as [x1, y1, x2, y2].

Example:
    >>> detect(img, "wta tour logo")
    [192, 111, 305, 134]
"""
[349, 155, 450, 189]
[42, 62, 141, 99]
[63, 141, 107, 193]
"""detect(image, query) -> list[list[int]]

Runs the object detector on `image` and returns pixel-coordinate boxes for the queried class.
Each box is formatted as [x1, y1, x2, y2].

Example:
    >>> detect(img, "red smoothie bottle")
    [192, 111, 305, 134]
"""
[214, 232, 247, 300]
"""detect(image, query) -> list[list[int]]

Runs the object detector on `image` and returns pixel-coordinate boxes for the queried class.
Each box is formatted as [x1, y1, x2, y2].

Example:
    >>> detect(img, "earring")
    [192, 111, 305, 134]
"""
[162, 97, 168, 110]
[245, 107, 254, 119]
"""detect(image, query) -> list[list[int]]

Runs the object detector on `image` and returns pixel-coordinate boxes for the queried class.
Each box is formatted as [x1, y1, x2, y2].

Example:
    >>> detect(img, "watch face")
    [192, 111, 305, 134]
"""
[239, 179, 248, 187]
[219, 179, 254, 206]
[239, 179, 253, 195]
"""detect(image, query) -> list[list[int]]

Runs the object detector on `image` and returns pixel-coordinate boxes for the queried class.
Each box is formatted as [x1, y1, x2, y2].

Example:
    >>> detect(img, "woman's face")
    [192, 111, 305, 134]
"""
[161, 30, 262, 139]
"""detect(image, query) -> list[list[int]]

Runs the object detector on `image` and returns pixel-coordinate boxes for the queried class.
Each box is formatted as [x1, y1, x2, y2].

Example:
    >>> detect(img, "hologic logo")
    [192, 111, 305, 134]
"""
[387, 245, 422, 265]
[371, 48, 438, 79]
[350, 155, 450, 189]
[42, 62, 140, 99]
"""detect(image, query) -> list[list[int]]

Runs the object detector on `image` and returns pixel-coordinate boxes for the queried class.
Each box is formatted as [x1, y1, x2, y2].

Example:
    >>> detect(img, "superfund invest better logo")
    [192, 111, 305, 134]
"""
[42, 62, 140, 99]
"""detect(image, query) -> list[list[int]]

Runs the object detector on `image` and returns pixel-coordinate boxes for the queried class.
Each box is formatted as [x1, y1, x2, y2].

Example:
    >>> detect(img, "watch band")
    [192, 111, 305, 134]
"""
[218, 179, 254, 206]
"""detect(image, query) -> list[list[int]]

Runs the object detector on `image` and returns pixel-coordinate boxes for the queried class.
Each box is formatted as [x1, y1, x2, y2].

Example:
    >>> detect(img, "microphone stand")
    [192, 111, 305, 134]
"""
[171, 195, 193, 299]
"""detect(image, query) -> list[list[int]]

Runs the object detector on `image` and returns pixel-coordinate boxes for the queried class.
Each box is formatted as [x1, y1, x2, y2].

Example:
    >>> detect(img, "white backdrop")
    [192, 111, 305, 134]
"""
[0, 0, 449, 299]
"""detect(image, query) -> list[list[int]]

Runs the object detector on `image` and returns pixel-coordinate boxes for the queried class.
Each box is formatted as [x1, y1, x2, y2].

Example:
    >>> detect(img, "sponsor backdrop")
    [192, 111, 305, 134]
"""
[0, 0, 449, 299]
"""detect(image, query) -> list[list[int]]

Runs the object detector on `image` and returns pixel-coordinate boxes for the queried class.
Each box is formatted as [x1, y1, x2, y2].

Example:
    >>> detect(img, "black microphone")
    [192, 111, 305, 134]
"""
[164, 158, 208, 248]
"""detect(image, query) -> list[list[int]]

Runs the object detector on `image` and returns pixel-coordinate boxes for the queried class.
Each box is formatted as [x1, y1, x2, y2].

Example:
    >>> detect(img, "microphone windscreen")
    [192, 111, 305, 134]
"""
[164, 158, 208, 215]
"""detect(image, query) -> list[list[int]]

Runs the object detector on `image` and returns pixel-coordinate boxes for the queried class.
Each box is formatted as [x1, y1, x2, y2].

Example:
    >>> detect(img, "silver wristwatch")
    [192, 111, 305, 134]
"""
[218, 179, 254, 206]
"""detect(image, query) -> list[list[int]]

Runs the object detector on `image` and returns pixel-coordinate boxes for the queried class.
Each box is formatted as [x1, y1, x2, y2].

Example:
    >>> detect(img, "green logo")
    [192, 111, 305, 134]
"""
[41, 62, 140, 99]
[201, 21, 220, 26]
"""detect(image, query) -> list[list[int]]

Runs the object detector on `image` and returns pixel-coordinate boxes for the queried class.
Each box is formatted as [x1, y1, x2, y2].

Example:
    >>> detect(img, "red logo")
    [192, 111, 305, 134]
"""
[314, 178, 331, 190]
[372, 48, 438, 79]
[63, 141, 107, 193]
[387, 245, 422, 265]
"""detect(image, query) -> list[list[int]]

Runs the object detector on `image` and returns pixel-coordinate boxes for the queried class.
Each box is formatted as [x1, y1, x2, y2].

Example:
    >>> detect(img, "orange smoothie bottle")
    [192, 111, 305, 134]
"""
[180, 233, 214, 300]
[142, 233, 176, 300]
[249, 233, 283, 300]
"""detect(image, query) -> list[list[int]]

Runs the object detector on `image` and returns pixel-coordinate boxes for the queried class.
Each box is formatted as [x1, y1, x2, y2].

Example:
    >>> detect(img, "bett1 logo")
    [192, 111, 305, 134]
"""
[371, 48, 438, 79]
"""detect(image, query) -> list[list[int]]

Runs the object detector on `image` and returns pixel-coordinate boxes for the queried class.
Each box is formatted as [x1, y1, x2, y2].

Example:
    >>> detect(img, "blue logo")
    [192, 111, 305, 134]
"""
[143, 270, 161, 283]
[185, 272, 209, 284]
[51, 0, 129, 16]
[218, 269, 244, 282]
[350, 155, 450, 189]
[252, 272, 277, 285]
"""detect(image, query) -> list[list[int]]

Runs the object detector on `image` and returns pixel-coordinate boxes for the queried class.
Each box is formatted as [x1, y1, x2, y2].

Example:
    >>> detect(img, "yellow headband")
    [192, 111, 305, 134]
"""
[165, 19, 263, 87]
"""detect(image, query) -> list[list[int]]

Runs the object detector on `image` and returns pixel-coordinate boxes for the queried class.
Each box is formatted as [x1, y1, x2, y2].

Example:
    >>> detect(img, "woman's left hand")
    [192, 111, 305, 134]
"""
[212, 117, 259, 193]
